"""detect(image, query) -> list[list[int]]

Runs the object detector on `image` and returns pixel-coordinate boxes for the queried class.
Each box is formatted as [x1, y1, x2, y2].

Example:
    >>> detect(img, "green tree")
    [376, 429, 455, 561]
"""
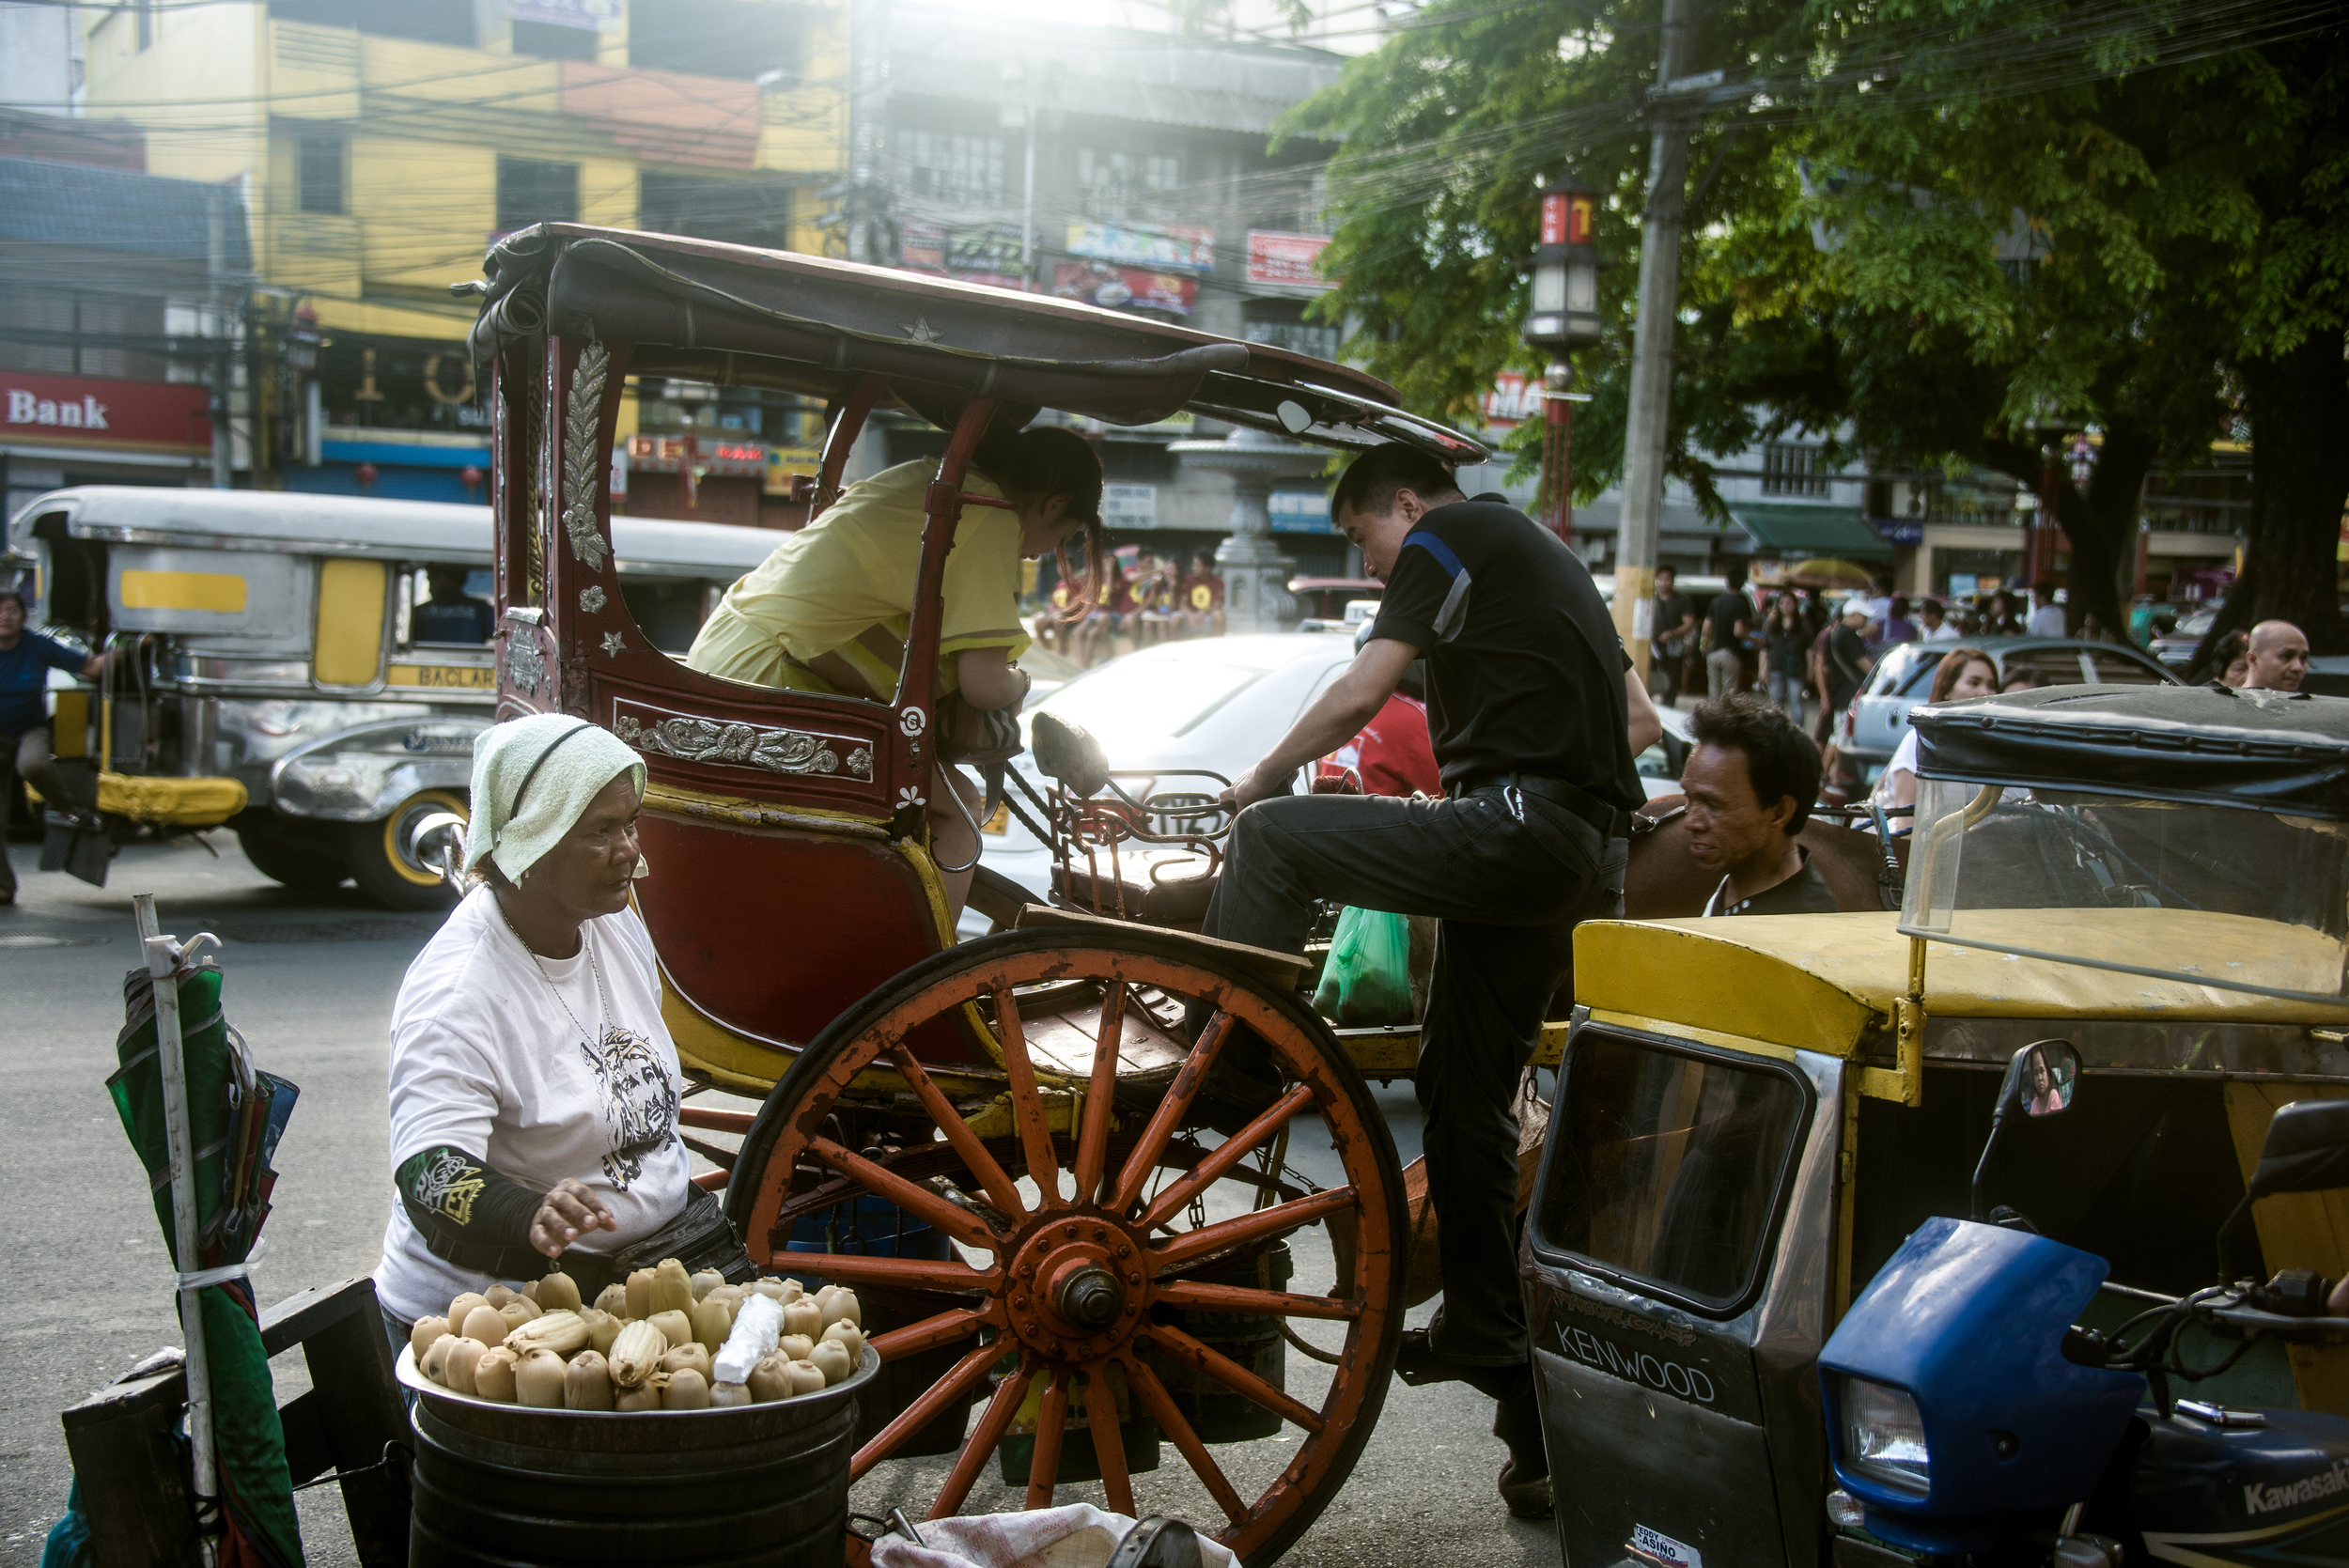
[1282, 0, 2347, 646]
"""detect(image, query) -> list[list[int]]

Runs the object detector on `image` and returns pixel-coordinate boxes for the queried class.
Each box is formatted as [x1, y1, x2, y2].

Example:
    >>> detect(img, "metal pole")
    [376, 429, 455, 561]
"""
[206, 193, 232, 489]
[134, 893, 219, 1568]
[1610, 0, 1702, 676]
[1021, 92, 1036, 292]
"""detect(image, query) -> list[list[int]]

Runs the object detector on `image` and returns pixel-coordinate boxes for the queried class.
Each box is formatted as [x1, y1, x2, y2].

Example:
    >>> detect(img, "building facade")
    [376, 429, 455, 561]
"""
[71, 0, 848, 513]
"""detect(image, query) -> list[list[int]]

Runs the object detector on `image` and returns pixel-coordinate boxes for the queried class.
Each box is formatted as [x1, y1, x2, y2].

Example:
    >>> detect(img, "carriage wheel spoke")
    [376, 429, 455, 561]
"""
[1121, 1352, 1250, 1525]
[886, 1041, 1028, 1221]
[1024, 1371, 1071, 1509]
[1109, 1011, 1234, 1214]
[930, 1356, 1036, 1521]
[1154, 1281, 1361, 1321]
[1138, 1084, 1315, 1232]
[1087, 1364, 1135, 1517]
[787, 1251, 997, 1294]
[1143, 1322, 1325, 1435]
[1072, 977, 1127, 1206]
[808, 1137, 1000, 1251]
[851, 1339, 1001, 1481]
[868, 1305, 995, 1362]
[1151, 1186, 1357, 1273]
[994, 987, 1063, 1207]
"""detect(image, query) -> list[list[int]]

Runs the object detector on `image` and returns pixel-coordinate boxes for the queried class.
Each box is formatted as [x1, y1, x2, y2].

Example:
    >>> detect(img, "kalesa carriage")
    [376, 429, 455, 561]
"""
[462, 223, 1497, 1564]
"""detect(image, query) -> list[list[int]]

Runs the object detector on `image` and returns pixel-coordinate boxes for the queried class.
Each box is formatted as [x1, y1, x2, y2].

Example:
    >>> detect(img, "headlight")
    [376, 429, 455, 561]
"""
[1840, 1374, 1930, 1496]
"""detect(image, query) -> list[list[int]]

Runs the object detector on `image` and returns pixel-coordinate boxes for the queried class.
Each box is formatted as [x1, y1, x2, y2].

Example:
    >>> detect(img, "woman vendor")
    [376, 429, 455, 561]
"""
[374, 714, 746, 1344]
[685, 425, 1103, 923]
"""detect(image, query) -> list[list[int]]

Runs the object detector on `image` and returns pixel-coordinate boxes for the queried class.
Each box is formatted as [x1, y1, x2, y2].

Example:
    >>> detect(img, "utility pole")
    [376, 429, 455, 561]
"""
[846, 0, 888, 265]
[1611, 0, 1703, 676]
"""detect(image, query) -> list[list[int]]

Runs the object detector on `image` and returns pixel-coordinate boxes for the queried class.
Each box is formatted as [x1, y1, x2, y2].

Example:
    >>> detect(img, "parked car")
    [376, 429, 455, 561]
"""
[2149, 604, 2219, 673]
[965, 634, 1690, 933]
[1836, 636, 2176, 770]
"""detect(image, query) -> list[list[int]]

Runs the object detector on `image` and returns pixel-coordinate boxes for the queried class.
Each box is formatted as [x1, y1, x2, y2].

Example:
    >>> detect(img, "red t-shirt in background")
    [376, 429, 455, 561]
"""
[1315, 692, 1440, 799]
[1181, 571, 1225, 613]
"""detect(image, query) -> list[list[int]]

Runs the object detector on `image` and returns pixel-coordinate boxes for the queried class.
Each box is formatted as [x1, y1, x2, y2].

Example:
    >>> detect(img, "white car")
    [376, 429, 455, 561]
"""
[962, 634, 1690, 933]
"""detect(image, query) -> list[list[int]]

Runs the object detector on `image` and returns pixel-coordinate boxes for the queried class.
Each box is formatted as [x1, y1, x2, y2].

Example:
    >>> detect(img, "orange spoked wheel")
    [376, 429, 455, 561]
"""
[725, 924, 1407, 1566]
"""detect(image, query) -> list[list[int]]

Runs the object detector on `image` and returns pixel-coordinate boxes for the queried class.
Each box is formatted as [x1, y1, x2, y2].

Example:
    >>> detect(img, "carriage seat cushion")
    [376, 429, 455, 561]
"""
[1050, 856, 1219, 927]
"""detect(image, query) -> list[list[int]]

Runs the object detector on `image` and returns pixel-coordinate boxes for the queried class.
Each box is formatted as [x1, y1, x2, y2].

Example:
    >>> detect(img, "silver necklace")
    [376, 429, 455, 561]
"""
[496, 894, 614, 1048]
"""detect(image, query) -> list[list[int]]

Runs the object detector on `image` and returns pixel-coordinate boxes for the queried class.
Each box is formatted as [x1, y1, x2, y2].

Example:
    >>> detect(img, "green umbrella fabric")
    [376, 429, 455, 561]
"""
[108, 959, 305, 1568]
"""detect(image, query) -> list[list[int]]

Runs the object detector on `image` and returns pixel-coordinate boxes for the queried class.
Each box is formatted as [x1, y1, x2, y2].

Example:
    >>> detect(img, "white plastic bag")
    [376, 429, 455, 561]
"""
[868, 1506, 1236, 1568]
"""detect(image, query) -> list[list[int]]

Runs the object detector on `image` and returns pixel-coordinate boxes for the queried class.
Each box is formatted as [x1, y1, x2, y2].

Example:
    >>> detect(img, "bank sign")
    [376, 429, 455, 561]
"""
[2, 372, 212, 454]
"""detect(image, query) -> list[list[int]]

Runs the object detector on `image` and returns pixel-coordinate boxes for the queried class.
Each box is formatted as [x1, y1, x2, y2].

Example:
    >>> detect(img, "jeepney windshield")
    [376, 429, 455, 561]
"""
[1899, 775, 2349, 1004]
[1538, 1032, 1810, 1315]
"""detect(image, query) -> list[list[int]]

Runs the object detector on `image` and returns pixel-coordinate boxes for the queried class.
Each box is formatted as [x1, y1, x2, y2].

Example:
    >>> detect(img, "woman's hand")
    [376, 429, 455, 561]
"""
[529, 1177, 616, 1258]
[955, 648, 1031, 711]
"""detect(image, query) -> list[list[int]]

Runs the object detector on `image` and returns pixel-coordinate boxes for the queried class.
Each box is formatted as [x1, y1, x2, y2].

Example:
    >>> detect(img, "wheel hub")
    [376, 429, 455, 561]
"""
[1003, 1216, 1149, 1363]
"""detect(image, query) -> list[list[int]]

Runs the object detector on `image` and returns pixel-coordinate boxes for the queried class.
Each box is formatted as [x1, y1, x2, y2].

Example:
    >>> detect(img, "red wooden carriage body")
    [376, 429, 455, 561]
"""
[471, 224, 1488, 1564]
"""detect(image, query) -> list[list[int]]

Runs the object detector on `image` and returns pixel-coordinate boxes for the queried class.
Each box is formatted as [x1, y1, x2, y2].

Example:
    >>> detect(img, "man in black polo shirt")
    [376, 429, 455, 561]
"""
[1683, 694, 1841, 916]
[1201, 443, 1660, 1519]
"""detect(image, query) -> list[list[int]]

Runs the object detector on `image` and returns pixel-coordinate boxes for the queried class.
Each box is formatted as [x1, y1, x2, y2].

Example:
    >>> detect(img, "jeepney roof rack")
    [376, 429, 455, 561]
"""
[1914, 684, 2349, 821]
[462, 224, 1490, 463]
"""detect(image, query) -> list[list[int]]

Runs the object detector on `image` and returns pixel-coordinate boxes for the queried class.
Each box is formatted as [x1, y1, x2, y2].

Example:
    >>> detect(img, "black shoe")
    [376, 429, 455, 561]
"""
[1393, 1327, 1465, 1388]
[1499, 1459, 1553, 1519]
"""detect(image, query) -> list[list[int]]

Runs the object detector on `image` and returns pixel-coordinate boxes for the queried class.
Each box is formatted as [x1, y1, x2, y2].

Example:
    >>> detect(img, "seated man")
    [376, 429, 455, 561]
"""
[1681, 693, 1840, 917]
[412, 566, 496, 644]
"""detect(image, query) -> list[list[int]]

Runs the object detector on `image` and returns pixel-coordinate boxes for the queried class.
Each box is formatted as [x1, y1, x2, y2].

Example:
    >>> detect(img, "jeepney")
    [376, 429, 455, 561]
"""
[7, 487, 777, 907]
[1524, 683, 2349, 1568]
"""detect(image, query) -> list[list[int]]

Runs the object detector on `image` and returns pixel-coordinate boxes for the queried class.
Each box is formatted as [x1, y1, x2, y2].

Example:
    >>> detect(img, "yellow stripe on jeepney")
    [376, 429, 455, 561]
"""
[385, 662, 497, 690]
[119, 569, 247, 613]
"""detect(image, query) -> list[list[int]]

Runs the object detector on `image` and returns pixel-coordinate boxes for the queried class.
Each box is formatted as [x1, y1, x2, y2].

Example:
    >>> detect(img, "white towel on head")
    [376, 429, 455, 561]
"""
[462, 713, 647, 881]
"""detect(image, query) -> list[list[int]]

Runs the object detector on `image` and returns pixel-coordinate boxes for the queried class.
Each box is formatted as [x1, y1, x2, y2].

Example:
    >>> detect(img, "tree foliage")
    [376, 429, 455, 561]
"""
[1281, 0, 2349, 645]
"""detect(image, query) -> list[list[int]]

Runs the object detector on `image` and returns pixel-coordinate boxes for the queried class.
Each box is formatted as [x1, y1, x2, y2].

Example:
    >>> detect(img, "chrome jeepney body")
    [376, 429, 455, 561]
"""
[8, 486, 775, 903]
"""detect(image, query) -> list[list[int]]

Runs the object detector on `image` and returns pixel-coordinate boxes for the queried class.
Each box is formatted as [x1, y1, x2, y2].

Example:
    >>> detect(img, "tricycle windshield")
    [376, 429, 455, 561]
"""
[1539, 1032, 1810, 1314]
[1899, 774, 2349, 1004]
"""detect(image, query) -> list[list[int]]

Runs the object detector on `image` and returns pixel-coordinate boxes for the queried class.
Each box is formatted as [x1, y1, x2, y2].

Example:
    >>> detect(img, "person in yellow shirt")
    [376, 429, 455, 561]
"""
[687, 426, 1104, 921]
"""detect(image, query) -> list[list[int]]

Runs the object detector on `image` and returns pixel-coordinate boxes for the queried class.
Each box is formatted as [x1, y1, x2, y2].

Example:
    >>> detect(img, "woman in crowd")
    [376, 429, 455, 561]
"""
[1759, 592, 1811, 729]
[2191, 629, 2252, 688]
[1874, 645, 1999, 812]
[374, 715, 749, 1352]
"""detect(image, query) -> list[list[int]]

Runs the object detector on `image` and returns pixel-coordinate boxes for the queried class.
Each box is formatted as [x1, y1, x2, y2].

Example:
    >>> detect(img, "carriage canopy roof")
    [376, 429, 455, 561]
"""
[466, 224, 1487, 463]
[1913, 684, 2349, 819]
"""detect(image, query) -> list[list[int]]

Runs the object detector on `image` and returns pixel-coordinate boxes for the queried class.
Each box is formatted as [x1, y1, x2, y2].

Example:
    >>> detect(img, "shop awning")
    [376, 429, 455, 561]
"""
[1727, 503, 1892, 561]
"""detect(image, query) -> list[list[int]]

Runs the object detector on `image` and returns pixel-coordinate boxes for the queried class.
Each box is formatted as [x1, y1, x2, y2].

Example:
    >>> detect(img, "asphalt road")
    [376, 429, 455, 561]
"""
[0, 835, 1557, 1568]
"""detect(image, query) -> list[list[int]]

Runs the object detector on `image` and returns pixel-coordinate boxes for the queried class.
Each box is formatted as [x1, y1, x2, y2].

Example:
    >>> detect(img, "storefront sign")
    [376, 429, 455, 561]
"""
[2, 372, 210, 453]
[1051, 262, 1195, 317]
[516, 0, 621, 31]
[899, 220, 1025, 287]
[1066, 221, 1213, 275]
[1481, 373, 1542, 430]
[1270, 489, 1334, 535]
[1874, 518, 1924, 546]
[1246, 231, 1334, 290]
[764, 445, 822, 496]
[626, 433, 768, 475]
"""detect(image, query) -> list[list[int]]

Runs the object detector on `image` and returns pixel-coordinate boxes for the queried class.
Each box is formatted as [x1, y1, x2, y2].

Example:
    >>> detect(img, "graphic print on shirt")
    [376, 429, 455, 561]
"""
[581, 1025, 679, 1189]
[403, 1146, 488, 1226]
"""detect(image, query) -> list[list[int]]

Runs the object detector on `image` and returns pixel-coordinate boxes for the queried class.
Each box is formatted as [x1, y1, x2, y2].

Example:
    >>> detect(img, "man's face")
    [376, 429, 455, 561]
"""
[0, 598, 21, 639]
[1334, 489, 1437, 582]
[1656, 569, 1675, 596]
[2248, 624, 2310, 691]
[1681, 740, 1794, 876]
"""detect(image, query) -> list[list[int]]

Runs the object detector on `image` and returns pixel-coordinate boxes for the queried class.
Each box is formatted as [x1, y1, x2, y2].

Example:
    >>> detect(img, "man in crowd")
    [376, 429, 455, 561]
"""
[1179, 550, 1225, 637]
[1683, 693, 1841, 916]
[412, 565, 495, 644]
[2244, 620, 2310, 691]
[1705, 568, 1752, 700]
[2027, 585, 2067, 638]
[1648, 566, 1696, 707]
[1919, 598, 1960, 642]
[1198, 442, 1659, 1522]
[0, 586, 105, 903]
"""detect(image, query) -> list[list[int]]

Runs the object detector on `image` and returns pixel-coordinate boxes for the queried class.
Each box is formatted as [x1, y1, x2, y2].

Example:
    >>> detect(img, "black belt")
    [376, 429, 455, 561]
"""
[1449, 770, 1631, 842]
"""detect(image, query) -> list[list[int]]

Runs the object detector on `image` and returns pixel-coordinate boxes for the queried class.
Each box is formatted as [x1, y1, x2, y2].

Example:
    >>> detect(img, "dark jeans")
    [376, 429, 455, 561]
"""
[0, 726, 72, 898]
[1196, 784, 1627, 1366]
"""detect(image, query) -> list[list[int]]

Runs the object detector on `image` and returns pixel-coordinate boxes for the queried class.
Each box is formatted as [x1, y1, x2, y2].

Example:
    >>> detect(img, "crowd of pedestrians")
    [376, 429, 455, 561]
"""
[1032, 546, 1226, 666]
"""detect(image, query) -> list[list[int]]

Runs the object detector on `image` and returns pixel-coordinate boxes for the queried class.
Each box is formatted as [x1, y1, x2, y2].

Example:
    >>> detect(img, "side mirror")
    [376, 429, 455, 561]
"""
[2250, 1099, 2349, 1198]
[1032, 711, 1110, 800]
[2001, 1038, 2079, 1119]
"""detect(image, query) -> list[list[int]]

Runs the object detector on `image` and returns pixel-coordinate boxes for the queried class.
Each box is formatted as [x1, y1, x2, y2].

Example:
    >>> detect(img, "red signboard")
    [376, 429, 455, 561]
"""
[1246, 231, 1335, 290]
[1539, 192, 1595, 247]
[0, 372, 210, 453]
[1050, 262, 1197, 318]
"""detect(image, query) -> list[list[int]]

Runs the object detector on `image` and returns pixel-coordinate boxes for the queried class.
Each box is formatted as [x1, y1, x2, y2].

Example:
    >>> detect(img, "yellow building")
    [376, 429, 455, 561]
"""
[77, 0, 847, 514]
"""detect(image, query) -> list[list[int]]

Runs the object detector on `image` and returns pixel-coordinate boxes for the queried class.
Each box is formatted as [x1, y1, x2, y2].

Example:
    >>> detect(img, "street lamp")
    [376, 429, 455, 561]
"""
[1523, 181, 1603, 544]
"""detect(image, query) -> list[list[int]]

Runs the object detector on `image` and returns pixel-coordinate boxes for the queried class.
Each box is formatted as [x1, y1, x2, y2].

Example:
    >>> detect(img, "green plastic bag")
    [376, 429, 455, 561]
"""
[1314, 906, 1415, 1025]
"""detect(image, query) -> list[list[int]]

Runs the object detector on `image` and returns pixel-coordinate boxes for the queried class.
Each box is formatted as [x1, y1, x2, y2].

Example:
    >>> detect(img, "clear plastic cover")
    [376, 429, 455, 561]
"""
[1899, 776, 2349, 1003]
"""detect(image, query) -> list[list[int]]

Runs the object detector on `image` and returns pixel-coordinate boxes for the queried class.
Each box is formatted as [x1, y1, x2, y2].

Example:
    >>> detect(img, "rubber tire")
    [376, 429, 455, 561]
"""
[236, 827, 350, 892]
[347, 789, 466, 912]
[728, 923, 1408, 1568]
